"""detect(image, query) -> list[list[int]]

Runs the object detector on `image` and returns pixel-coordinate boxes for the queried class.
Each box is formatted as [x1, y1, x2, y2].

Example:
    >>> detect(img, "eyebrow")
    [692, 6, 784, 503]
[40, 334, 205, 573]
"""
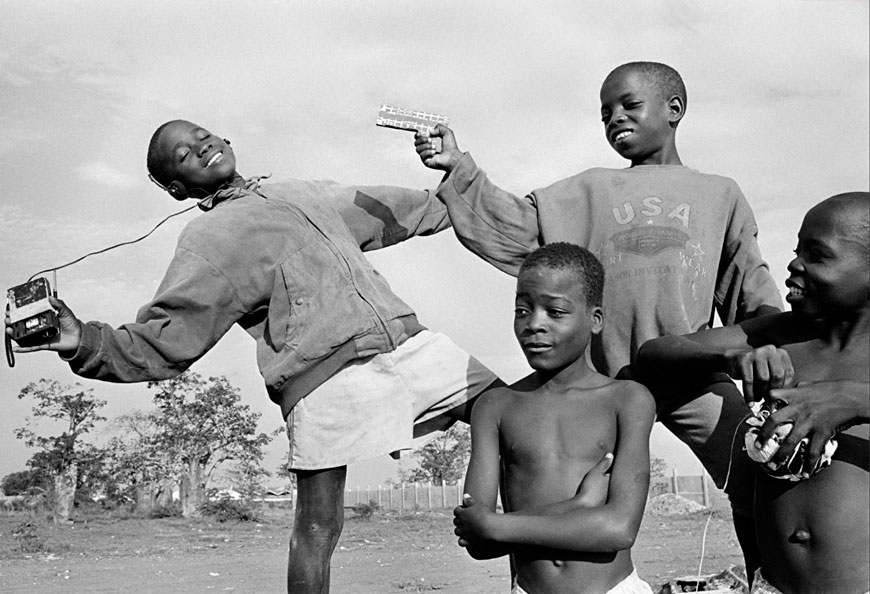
[171, 127, 205, 153]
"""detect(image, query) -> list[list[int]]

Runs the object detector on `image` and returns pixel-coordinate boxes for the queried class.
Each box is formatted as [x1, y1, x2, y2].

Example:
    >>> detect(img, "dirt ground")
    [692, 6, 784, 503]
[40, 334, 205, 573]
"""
[0, 502, 744, 594]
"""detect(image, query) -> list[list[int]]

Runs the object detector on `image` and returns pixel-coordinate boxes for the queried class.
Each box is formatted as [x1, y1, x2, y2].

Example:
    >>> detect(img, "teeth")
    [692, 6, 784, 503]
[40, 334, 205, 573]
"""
[789, 286, 804, 297]
[207, 152, 223, 167]
[615, 131, 632, 142]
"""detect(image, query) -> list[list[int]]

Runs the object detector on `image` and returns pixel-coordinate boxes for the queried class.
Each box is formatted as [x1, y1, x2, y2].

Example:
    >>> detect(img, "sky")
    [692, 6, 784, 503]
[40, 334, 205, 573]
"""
[1, 0, 867, 491]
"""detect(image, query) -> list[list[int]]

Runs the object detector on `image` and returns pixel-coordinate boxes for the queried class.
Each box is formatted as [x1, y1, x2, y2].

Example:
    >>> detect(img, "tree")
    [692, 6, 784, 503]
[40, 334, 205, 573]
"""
[402, 424, 470, 485]
[14, 380, 107, 521]
[145, 372, 273, 518]
[1, 469, 49, 496]
[650, 456, 670, 478]
[104, 411, 176, 516]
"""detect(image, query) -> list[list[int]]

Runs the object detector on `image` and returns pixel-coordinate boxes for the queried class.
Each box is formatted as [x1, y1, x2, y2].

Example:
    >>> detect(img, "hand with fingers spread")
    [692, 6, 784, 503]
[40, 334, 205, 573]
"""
[5, 296, 82, 356]
[755, 379, 869, 478]
[723, 344, 795, 403]
[414, 124, 463, 173]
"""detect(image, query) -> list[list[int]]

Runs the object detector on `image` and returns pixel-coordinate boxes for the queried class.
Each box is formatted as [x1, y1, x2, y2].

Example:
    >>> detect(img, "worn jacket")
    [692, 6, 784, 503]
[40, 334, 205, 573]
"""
[66, 178, 450, 418]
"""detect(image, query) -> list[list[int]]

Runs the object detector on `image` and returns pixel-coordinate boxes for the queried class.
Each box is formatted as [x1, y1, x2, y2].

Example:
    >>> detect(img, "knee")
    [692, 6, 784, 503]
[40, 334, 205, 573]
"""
[293, 512, 343, 547]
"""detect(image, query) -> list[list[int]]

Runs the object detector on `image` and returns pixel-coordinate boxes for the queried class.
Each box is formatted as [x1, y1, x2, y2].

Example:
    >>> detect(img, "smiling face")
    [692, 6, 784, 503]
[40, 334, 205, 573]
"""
[599, 68, 682, 165]
[514, 265, 604, 373]
[786, 196, 870, 319]
[151, 120, 236, 194]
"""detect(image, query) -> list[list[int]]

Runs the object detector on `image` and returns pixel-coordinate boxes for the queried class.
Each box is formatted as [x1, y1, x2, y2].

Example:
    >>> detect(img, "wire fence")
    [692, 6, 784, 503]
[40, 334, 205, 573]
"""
[342, 469, 722, 511]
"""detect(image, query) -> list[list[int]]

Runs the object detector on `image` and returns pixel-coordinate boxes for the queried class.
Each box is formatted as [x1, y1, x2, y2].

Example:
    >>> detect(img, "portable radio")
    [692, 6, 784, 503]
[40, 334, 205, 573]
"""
[7, 277, 59, 347]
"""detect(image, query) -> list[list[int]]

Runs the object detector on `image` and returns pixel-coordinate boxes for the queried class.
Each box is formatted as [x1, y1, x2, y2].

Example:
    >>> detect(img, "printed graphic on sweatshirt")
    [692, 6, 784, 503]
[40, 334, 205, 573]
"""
[609, 197, 691, 257]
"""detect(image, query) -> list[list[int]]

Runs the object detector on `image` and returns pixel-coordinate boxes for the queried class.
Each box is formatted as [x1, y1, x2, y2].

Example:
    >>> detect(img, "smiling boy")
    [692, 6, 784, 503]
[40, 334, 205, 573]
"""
[7, 119, 500, 594]
[636, 192, 869, 593]
[456, 242, 655, 594]
[414, 61, 782, 568]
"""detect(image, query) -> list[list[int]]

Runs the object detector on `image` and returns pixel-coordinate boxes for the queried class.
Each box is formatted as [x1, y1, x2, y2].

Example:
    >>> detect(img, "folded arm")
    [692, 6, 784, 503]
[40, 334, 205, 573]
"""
[457, 385, 654, 554]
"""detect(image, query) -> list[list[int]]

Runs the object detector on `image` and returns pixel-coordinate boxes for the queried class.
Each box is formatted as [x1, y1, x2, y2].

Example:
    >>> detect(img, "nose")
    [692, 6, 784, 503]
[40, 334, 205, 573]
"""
[787, 253, 804, 275]
[524, 310, 548, 334]
[607, 111, 627, 131]
[197, 139, 213, 158]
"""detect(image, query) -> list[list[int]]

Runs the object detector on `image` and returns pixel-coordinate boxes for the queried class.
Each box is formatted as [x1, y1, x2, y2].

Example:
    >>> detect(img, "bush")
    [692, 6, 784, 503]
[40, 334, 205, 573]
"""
[351, 500, 380, 521]
[200, 497, 260, 523]
[151, 501, 182, 519]
[12, 521, 46, 553]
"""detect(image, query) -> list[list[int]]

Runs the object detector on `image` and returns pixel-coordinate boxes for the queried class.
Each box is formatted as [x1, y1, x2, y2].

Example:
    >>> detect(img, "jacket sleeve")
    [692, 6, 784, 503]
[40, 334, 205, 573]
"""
[330, 182, 452, 251]
[436, 153, 540, 277]
[714, 183, 784, 324]
[64, 246, 245, 383]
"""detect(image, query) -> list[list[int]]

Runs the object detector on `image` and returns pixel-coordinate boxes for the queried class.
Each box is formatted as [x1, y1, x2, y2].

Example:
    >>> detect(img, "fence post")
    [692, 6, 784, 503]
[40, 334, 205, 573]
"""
[441, 482, 446, 509]
[377, 485, 382, 507]
[413, 483, 418, 509]
[701, 470, 709, 507]
[672, 469, 679, 496]
[389, 485, 394, 509]
[426, 482, 432, 509]
[400, 483, 405, 511]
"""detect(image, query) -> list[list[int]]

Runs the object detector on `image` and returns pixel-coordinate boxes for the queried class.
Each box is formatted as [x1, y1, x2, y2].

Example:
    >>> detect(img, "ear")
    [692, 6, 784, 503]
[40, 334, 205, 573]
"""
[590, 306, 605, 335]
[167, 180, 189, 201]
[667, 95, 685, 126]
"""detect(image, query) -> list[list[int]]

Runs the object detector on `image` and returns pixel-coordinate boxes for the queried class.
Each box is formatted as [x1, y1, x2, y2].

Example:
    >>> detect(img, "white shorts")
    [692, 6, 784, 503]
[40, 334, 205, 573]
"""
[512, 567, 652, 594]
[285, 330, 497, 470]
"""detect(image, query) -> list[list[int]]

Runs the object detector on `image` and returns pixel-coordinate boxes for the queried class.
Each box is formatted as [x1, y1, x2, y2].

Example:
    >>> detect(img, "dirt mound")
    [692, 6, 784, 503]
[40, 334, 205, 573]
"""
[647, 493, 707, 516]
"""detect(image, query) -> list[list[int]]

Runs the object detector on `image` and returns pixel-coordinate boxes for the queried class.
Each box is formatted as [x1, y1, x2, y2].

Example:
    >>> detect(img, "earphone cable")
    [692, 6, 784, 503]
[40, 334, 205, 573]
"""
[27, 204, 199, 282]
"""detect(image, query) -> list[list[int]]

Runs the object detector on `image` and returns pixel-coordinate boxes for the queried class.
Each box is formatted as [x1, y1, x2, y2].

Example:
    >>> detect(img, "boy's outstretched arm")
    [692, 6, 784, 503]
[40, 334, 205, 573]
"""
[634, 313, 817, 402]
[457, 384, 655, 553]
[412, 125, 540, 277]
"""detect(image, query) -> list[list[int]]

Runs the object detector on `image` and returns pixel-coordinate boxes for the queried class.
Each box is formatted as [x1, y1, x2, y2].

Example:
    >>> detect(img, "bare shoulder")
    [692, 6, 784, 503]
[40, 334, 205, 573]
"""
[472, 378, 530, 420]
[609, 378, 656, 419]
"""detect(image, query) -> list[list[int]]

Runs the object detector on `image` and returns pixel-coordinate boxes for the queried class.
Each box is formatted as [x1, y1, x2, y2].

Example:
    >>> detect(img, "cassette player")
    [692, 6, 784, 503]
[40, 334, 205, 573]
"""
[7, 277, 59, 347]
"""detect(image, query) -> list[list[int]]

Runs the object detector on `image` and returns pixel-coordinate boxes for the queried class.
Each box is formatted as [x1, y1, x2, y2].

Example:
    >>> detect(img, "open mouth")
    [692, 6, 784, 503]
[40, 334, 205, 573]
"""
[613, 130, 633, 143]
[785, 280, 806, 302]
[206, 152, 223, 168]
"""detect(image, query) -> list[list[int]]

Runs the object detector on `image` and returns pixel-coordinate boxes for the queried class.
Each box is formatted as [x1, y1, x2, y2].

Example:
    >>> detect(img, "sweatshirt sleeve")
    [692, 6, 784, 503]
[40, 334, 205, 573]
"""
[436, 153, 541, 277]
[714, 183, 784, 324]
[331, 183, 452, 251]
[64, 245, 245, 383]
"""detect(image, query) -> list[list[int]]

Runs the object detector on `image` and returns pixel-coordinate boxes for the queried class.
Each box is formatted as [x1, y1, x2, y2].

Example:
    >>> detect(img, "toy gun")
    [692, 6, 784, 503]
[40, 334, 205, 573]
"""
[375, 105, 449, 135]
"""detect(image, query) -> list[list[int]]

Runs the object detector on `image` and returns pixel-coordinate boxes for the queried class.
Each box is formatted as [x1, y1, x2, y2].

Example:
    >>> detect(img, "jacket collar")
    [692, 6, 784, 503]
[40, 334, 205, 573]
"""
[197, 175, 270, 211]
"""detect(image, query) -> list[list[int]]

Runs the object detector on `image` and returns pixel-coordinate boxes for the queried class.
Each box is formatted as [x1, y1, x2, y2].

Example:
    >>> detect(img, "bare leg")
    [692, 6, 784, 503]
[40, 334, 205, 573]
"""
[653, 375, 762, 575]
[287, 466, 347, 594]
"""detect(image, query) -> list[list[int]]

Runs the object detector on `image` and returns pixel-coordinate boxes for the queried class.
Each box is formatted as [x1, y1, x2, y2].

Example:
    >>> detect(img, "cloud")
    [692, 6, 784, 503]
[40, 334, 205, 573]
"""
[76, 162, 139, 188]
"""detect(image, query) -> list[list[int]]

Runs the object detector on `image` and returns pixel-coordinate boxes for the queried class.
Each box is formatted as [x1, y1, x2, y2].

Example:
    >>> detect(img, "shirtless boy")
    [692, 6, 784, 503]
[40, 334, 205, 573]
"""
[637, 192, 869, 593]
[455, 242, 656, 594]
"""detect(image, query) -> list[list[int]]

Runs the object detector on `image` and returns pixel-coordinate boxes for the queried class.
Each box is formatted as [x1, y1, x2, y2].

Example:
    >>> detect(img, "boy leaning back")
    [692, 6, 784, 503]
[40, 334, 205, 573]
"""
[456, 242, 656, 594]
[415, 61, 782, 566]
[637, 192, 870, 594]
[6, 120, 499, 594]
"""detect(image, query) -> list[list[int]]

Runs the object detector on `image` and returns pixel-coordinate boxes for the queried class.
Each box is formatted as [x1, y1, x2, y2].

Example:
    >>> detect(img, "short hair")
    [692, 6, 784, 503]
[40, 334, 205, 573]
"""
[606, 61, 687, 110]
[146, 120, 187, 186]
[818, 191, 870, 259]
[519, 242, 605, 307]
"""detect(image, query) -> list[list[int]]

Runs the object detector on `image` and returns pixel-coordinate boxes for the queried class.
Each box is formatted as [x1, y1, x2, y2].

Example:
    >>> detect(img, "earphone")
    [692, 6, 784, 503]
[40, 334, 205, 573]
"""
[147, 138, 232, 201]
